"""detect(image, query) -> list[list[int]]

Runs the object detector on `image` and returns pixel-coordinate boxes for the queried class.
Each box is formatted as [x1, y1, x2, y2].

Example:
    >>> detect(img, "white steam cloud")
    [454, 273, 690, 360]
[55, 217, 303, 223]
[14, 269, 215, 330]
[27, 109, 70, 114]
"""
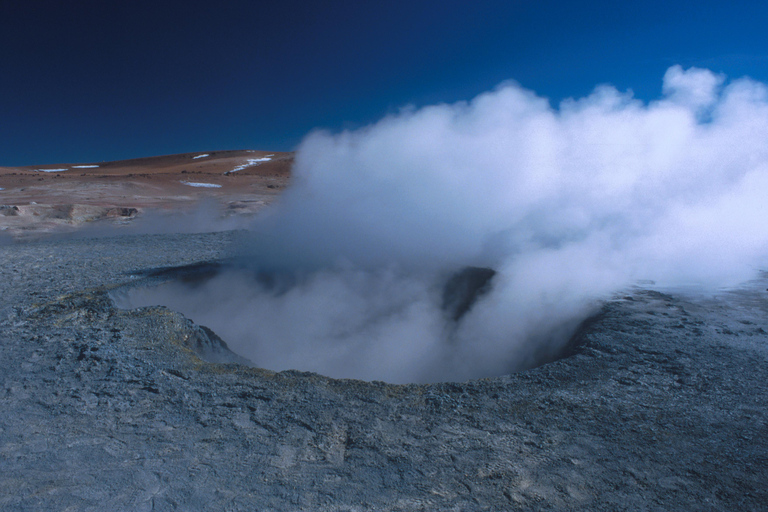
[123, 66, 768, 383]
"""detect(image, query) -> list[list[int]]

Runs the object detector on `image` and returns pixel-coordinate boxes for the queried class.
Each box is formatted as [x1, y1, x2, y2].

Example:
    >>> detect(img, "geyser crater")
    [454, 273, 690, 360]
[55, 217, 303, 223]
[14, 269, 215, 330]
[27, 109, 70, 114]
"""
[112, 262, 588, 384]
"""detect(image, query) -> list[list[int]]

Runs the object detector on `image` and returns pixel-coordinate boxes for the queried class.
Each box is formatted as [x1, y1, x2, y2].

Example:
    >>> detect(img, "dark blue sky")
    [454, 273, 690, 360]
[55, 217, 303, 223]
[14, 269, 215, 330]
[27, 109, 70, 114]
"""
[2, 0, 767, 166]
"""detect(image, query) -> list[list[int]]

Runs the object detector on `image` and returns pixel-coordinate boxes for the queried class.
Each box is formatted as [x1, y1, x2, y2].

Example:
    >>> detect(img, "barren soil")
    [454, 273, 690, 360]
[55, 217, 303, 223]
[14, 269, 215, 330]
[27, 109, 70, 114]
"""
[0, 150, 291, 238]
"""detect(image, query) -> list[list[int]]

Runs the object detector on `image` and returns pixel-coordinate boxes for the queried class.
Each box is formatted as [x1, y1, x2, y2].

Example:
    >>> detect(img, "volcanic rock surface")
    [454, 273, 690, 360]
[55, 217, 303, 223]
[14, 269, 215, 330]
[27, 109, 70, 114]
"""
[1, 151, 767, 510]
[1, 231, 767, 510]
[0, 150, 291, 238]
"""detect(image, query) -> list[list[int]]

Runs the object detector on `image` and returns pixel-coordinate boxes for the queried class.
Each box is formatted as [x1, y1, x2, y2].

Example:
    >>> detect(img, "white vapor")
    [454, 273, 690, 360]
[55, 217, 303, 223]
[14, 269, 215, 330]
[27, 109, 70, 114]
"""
[123, 66, 768, 383]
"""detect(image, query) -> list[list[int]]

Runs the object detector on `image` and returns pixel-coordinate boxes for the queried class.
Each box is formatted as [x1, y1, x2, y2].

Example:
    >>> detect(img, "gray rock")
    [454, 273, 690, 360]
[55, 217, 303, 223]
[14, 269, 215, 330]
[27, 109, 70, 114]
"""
[1, 232, 767, 510]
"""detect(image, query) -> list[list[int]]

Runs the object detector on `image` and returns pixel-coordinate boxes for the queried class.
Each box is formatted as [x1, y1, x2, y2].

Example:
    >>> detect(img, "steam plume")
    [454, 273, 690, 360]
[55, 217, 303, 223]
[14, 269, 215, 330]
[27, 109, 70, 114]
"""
[124, 66, 768, 383]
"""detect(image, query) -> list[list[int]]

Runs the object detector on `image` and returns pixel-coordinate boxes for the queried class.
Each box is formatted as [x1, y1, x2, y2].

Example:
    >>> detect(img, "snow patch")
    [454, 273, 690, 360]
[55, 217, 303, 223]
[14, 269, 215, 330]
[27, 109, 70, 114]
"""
[33, 168, 68, 173]
[72, 165, 100, 168]
[192, 154, 210, 159]
[181, 181, 222, 188]
[226, 157, 273, 174]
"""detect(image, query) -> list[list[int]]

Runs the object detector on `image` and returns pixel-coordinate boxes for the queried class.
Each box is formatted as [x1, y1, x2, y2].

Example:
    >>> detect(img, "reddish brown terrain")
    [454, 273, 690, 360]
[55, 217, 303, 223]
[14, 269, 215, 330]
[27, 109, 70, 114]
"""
[0, 150, 292, 237]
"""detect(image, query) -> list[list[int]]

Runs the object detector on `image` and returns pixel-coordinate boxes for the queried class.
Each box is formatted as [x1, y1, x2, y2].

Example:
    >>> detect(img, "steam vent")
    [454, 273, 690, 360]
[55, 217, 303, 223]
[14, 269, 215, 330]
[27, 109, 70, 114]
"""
[2, 230, 767, 510]
[113, 263, 566, 384]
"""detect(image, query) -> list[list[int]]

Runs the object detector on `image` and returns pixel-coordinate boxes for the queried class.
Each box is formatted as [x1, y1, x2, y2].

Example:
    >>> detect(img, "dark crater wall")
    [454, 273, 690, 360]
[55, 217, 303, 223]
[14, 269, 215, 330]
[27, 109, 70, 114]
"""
[1, 232, 767, 511]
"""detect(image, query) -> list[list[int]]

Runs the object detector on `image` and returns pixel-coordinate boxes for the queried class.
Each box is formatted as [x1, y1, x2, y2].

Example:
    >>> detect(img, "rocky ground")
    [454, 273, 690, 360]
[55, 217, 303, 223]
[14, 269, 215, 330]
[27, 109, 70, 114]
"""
[1, 229, 767, 511]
